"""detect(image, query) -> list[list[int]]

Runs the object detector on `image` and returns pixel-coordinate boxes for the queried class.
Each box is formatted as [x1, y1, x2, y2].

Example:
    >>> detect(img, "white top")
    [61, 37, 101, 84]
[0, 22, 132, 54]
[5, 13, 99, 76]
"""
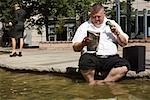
[72, 17, 129, 55]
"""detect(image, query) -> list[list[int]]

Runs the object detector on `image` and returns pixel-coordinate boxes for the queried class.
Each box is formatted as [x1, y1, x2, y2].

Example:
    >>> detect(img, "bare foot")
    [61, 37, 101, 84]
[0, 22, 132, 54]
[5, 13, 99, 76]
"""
[89, 80, 97, 86]
[89, 80, 105, 86]
[95, 80, 105, 85]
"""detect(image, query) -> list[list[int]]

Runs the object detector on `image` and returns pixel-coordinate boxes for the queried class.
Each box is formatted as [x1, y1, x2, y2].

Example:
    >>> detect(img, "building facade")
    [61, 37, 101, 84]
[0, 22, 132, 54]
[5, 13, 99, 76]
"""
[109, 0, 150, 39]
[23, 0, 150, 47]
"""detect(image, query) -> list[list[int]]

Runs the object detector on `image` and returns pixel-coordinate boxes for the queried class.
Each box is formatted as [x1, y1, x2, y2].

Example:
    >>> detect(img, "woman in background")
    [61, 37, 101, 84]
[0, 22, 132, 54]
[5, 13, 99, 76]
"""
[9, 3, 26, 57]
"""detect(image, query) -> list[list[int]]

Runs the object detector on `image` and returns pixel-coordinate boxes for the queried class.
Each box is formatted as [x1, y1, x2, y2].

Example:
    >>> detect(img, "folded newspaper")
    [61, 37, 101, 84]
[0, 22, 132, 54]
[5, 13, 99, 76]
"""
[87, 30, 100, 51]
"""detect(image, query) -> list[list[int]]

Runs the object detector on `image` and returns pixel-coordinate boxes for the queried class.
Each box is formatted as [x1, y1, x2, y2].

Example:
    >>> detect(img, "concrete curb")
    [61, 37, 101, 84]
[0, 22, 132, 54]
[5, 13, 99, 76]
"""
[0, 40, 150, 79]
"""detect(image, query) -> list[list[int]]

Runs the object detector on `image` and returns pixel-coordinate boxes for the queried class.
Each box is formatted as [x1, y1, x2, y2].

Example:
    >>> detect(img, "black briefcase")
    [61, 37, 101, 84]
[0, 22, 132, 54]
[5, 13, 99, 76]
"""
[123, 46, 145, 73]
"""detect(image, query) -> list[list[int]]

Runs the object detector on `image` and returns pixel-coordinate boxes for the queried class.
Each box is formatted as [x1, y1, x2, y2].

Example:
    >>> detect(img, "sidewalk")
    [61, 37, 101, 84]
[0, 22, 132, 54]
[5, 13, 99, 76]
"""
[0, 47, 80, 73]
[0, 43, 150, 78]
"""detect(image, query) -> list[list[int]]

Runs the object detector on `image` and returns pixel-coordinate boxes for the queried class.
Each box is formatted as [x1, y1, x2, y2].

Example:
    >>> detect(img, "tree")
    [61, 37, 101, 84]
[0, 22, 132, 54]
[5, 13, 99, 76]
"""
[0, 0, 112, 41]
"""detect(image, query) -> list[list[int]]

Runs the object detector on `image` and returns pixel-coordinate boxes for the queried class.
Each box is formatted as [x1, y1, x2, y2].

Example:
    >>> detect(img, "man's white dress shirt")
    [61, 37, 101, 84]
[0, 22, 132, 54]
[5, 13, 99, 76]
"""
[72, 17, 129, 55]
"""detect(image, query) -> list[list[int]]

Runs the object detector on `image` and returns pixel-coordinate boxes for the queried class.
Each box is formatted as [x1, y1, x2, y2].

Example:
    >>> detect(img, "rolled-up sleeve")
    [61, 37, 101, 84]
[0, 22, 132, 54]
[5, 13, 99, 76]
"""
[72, 23, 87, 44]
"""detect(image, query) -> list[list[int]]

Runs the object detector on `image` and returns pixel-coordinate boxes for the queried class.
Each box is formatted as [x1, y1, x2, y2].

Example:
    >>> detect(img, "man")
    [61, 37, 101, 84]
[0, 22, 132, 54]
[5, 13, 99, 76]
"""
[72, 3, 130, 85]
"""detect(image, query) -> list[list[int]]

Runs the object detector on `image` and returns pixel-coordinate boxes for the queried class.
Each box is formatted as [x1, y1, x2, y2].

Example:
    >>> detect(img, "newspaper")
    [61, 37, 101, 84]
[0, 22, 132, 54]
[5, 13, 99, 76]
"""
[87, 30, 100, 51]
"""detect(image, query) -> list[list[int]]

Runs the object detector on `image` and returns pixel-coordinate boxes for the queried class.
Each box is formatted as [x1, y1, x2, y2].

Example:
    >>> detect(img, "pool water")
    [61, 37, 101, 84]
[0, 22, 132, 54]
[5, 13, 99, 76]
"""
[1, 68, 150, 100]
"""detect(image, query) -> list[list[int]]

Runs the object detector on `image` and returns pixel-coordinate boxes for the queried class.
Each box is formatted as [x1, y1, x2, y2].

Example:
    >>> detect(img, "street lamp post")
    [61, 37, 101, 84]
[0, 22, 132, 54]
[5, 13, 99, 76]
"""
[127, 0, 131, 38]
[115, 0, 120, 25]
[143, 9, 148, 40]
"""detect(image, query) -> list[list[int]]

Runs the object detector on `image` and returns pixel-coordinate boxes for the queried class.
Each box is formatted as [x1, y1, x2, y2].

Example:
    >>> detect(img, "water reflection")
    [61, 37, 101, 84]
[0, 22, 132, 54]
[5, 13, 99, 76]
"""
[1, 68, 150, 100]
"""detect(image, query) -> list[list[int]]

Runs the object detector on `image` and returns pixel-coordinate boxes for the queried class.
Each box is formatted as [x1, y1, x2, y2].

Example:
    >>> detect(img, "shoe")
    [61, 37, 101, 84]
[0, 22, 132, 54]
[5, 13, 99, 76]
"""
[10, 52, 17, 57]
[18, 52, 22, 57]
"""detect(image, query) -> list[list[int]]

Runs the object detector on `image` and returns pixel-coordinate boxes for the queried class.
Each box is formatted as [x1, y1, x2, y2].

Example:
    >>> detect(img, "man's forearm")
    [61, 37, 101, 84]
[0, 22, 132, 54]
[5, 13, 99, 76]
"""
[73, 42, 85, 52]
[116, 33, 128, 47]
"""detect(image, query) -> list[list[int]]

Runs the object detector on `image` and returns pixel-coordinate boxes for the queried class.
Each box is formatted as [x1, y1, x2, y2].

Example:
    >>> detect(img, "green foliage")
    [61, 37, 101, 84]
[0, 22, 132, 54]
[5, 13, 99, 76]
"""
[120, 1, 127, 15]
[0, 0, 22, 22]
[1, 8, 13, 22]
[0, 0, 109, 22]
[0, 0, 136, 26]
[55, 15, 65, 34]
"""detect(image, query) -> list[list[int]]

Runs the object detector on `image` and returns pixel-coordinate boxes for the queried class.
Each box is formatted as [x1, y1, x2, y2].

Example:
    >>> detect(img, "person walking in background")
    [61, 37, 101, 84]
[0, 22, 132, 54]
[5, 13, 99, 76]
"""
[72, 3, 130, 85]
[9, 3, 26, 57]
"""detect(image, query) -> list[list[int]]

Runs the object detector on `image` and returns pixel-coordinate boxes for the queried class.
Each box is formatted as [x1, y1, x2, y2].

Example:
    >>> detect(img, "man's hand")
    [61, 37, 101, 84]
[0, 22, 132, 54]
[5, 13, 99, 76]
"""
[82, 37, 92, 46]
[110, 26, 120, 36]
[110, 26, 128, 46]
[106, 21, 120, 36]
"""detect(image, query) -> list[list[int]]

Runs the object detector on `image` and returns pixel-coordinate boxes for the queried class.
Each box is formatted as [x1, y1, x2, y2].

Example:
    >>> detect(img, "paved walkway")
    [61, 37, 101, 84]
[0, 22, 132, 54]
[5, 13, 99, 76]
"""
[0, 43, 150, 78]
[0, 47, 80, 72]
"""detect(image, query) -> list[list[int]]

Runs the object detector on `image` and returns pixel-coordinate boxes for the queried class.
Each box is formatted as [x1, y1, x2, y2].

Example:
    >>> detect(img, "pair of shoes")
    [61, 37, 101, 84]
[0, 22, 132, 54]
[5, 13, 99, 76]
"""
[18, 52, 22, 57]
[10, 52, 17, 57]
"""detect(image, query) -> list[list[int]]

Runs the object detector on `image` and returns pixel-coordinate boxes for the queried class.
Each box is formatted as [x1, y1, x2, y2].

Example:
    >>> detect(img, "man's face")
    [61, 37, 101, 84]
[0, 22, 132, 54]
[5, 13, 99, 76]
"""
[91, 10, 105, 28]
